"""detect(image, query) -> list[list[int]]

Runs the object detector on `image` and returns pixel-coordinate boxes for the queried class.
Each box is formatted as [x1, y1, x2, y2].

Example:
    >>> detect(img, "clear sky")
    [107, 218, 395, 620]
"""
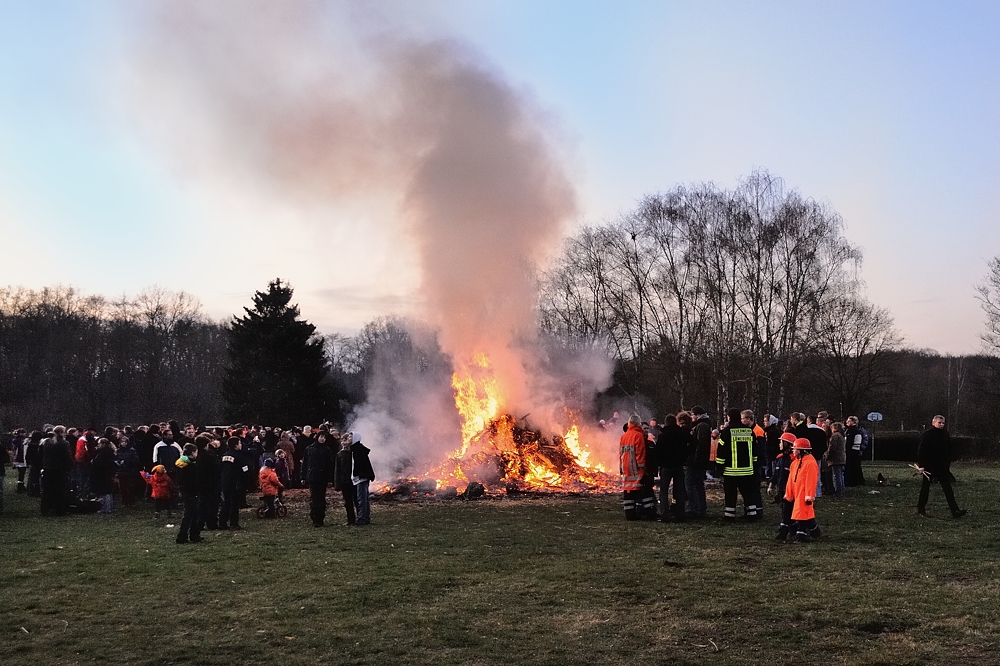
[1, 0, 998, 354]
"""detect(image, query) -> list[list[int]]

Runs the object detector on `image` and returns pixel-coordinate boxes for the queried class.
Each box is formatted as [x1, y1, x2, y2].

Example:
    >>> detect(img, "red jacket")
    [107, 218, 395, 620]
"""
[619, 423, 648, 492]
[141, 470, 175, 500]
[259, 466, 283, 497]
[784, 454, 818, 520]
[75, 438, 91, 464]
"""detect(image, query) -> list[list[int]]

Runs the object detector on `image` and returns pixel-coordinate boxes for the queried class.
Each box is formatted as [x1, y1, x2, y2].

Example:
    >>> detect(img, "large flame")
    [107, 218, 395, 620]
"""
[389, 351, 616, 496]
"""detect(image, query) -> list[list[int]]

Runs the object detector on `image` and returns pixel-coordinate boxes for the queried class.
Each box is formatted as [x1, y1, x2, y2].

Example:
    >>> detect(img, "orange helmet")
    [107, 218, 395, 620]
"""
[793, 438, 812, 451]
[779, 432, 797, 444]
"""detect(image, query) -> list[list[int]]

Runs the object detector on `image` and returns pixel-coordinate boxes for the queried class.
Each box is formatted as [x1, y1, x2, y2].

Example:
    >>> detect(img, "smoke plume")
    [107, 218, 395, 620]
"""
[130, 1, 614, 477]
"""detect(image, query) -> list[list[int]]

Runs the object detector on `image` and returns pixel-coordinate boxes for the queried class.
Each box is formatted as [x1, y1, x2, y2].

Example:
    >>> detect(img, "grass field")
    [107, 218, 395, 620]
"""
[2, 462, 999, 665]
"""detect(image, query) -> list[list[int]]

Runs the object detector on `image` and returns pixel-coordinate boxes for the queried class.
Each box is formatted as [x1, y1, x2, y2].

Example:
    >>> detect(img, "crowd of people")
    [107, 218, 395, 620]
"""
[0, 421, 376, 543]
[617, 407, 967, 542]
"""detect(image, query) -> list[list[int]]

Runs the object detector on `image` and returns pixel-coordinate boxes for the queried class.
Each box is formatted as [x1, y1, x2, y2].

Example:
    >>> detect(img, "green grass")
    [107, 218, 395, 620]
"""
[2, 463, 999, 665]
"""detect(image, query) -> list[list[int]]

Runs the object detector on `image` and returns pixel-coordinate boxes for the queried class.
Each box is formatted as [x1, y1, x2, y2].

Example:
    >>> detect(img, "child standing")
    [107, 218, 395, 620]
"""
[777, 438, 821, 543]
[140, 465, 176, 518]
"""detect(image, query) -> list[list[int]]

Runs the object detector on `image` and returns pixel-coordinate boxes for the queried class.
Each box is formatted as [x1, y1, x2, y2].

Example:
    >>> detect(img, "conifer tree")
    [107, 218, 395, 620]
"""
[222, 279, 328, 424]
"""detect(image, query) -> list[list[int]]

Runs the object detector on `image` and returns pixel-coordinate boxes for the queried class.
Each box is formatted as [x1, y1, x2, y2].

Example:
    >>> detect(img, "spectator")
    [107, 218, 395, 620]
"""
[350, 431, 376, 526]
[90, 438, 119, 514]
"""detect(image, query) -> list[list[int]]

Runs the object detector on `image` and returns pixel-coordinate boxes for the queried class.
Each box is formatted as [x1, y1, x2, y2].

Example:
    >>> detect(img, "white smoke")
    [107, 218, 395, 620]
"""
[127, 1, 616, 479]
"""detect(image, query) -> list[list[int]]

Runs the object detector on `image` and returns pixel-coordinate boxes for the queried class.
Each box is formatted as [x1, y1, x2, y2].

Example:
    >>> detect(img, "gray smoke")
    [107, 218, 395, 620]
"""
[129, 1, 616, 478]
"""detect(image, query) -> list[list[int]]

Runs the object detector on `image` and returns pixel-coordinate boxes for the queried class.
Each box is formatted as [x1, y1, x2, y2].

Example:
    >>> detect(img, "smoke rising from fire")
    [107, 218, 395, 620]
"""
[130, 1, 615, 477]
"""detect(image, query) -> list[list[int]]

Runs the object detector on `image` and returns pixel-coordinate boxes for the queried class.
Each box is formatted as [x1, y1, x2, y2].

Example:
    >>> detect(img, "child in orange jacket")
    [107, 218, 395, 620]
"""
[140, 465, 176, 518]
[258, 459, 283, 518]
[776, 438, 821, 543]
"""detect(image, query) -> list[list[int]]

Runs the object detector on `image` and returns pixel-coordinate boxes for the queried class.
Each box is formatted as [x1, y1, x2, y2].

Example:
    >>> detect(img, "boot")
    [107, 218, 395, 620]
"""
[775, 523, 789, 541]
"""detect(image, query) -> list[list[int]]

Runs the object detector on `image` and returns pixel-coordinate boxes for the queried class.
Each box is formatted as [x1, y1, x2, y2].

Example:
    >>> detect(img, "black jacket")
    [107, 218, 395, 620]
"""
[220, 448, 248, 491]
[334, 448, 353, 491]
[656, 425, 691, 468]
[197, 447, 222, 493]
[917, 426, 952, 474]
[687, 416, 713, 468]
[302, 442, 335, 485]
[90, 449, 119, 496]
[351, 442, 375, 482]
[41, 437, 73, 472]
[176, 458, 198, 497]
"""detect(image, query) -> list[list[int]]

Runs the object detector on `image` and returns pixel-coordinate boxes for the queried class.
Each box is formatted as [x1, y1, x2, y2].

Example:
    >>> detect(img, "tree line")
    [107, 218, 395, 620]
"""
[2, 170, 998, 446]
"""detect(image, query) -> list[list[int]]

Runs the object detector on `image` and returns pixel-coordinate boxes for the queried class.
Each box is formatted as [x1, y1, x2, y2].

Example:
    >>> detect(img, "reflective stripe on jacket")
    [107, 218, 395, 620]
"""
[619, 424, 648, 492]
[716, 426, 756, 476]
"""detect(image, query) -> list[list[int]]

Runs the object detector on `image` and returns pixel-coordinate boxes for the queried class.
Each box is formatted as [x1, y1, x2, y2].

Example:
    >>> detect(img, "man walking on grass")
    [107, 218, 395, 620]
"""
[916, 415, 967, 519]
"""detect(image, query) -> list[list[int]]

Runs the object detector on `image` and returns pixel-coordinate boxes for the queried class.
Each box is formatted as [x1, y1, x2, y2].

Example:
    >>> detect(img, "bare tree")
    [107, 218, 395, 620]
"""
[976, 256, 1000, 355]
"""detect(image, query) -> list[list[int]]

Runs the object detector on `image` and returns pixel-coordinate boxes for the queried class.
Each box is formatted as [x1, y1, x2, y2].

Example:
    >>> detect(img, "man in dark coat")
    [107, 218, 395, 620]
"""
[685, 407, 712, 519]
[916, 415, 966, 518]
[197, 436, 222, 531]
[302, 432, 336, 527]
[40, 426, 73, 516]
[655, 414, 689, 522]
[334, 433, 356, 526]
[844, 416, 867, 486]
[218, 437, 247, 530]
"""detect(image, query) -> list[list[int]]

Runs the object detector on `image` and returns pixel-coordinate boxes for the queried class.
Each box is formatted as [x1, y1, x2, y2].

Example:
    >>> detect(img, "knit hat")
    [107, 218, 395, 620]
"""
[793, 438, 812, 451]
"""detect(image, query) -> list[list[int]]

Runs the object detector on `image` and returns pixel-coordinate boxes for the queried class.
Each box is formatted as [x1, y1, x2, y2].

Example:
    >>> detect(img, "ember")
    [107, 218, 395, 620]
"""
[386, 413, 618, 497]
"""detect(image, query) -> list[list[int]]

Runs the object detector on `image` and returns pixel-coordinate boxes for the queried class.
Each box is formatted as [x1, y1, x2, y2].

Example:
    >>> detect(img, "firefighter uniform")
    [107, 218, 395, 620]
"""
[715, 421, 761, 520]
[620, 422, 656, 520]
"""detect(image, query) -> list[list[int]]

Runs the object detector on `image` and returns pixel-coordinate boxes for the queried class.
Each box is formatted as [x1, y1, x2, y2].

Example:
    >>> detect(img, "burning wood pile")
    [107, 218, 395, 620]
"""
[382, 414, 618, 498]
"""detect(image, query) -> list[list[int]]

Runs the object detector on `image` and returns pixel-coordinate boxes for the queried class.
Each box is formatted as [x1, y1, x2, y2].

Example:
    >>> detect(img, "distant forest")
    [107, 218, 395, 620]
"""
[3, 173, 999, 451]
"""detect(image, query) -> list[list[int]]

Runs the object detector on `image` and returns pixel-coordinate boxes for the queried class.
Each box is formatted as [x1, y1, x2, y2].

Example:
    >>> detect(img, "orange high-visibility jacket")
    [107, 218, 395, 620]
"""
[784, 454, 818, 520]
[619, 424, 648, 492]
[258, 466, 283, 497]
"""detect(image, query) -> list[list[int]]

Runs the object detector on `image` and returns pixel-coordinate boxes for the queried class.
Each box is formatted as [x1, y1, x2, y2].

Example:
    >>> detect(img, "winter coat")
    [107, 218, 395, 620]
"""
[141, 470, 175, 500]
[334, 448, 353, 491]
[197, 447, 222, 494]
[655, 425, 690, 469]
[351, 442, 375, 482]
[220, 448, 248, 491]
[175, 457, 198, 497]
[619, 423, 648, 492]
[917, 426, 953, 475]
[687, 416, 713, 468]
[258, 466, 282, 497]
[90, 448, 119, 496]
[302, 442, 335, 486]
[42, 437, 73, 473]
[784, 454, 818, 521]
[826, 433, 846, 465]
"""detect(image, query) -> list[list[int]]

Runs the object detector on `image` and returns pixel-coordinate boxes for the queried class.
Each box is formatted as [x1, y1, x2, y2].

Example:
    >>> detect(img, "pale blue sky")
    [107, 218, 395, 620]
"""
[1, 1, 998, 353]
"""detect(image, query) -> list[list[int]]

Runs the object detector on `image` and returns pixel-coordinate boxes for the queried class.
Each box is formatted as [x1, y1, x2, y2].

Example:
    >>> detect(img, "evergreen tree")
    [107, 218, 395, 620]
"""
[222, 279, 329, 424]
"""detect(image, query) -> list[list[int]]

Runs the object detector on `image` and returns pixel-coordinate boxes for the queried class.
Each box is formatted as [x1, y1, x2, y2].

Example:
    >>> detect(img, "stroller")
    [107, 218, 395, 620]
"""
[257, 493, 288, 519]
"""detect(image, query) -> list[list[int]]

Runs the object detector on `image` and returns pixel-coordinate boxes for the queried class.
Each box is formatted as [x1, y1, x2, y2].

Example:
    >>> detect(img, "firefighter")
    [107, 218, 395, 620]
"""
[777, 437, 822, 543]
[620, 414, 655, 520]
[715, 409, 762, 520]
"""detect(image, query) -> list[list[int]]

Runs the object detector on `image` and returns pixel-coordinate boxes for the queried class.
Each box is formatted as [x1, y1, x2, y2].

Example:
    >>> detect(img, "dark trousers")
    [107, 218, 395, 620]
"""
[723, 474, 762, 519]
[845, 451, 866, 486]
[27, 466, 41, 496]
[658, 466, 687, 520]
[177, 493, 200, 542]
[199, 491, 220, 530]
[219, 488, 240, 527]
[263, 495, 276, 518]
[918, 473, 961, 514]
[341, 487, 356, 525]
[309, 482, 327, 526]
[40, 473, 68, 516]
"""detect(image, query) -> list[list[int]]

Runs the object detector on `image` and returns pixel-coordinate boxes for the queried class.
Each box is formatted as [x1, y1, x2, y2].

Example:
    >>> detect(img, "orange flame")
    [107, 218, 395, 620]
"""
[394, 352, 617, 496]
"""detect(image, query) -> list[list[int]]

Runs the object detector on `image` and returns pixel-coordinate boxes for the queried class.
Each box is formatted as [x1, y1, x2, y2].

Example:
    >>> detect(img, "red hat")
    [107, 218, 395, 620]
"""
[793, 437, 812, 451]
[779, 432, 797, 444]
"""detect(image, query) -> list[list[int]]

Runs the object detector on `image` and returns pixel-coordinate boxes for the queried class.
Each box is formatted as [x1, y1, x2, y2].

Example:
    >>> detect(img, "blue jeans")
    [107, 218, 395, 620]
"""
[831, 464, 846, 497]
[684, 467, 707, 517]
[354, 481, 371, 525]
